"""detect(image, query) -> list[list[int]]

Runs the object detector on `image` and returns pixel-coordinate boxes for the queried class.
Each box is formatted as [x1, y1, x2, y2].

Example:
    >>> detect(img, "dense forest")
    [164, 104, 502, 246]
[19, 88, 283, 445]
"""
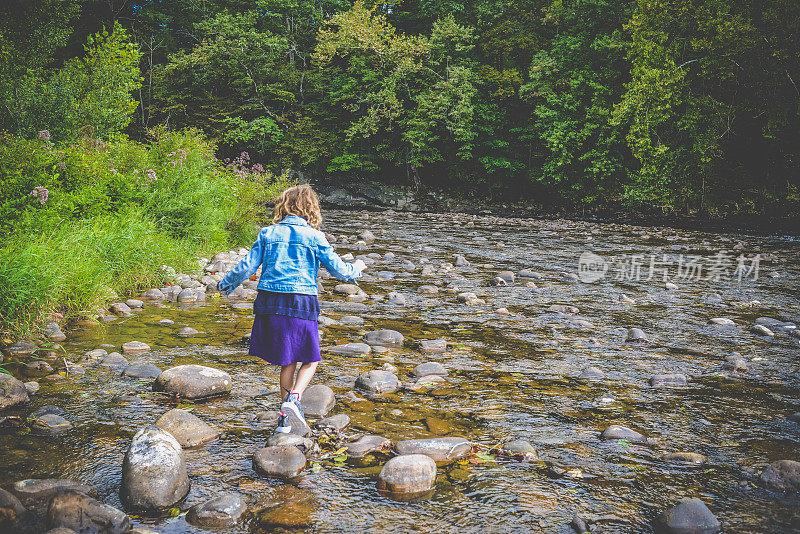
[2, 0, 800, 217]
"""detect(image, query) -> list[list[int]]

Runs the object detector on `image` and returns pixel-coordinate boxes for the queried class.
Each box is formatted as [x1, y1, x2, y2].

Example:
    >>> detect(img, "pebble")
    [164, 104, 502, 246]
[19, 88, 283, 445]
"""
[414, 362, 448, 378]
[708, 318, 735, 327]
[345, 435, 391, 458]
[501, 440, 539, 459]
[328, 342, 372, 355]
[355, 370, 400, 395]
[377, 454, 437, 499]
[186, 493, 246, 528]
[121, 341, 150, 355]
[126, 299, 144, 309]
[175, 327, 199, 337]
[650, 373, 688, 387]
[548, 304, 579, 315]
[253, 445, 307, 479]
[395, 437, 471, 462]
[419, 339, 447, 353]
[600, 425, 649, 445]
[662, 452, 707, 464]
[578, 366, 604, 379]
[626, 328, 649, 343]
[155, 408, 219, 448]
[254, 485, 315, 529]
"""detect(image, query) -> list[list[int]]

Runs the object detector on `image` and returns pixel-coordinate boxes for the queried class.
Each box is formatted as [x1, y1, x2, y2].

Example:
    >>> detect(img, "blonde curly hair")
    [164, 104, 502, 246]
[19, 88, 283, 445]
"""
[272, 184, 322, 229]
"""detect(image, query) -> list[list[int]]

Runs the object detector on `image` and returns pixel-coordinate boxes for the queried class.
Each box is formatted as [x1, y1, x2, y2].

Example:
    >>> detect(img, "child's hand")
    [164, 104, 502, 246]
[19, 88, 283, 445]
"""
[353, 259, 367, 273]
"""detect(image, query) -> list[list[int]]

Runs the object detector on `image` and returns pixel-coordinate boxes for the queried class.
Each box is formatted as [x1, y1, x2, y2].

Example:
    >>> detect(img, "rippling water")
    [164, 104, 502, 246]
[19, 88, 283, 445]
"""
[2, 210, 799, 533]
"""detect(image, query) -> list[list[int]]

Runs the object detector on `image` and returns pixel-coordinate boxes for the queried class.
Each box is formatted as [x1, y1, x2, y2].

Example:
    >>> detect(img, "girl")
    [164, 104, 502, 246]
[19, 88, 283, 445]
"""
[218, 185, 365, 434]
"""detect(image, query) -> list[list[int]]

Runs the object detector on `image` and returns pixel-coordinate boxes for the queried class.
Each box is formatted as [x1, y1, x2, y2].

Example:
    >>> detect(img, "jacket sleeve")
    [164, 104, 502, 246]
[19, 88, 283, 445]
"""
[218, 233, 265, 294]
[316, 233, 363, 281]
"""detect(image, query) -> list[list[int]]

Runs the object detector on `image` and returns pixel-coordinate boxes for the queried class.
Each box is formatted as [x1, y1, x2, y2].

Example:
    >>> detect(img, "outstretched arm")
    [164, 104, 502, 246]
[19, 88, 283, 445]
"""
[316, 234, 364, 281]
[218, 234, 264, 295]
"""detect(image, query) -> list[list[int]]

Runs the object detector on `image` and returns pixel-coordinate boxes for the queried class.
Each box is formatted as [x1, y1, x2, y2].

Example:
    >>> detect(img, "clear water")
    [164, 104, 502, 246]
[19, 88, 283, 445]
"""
[2, 210, 799, 533]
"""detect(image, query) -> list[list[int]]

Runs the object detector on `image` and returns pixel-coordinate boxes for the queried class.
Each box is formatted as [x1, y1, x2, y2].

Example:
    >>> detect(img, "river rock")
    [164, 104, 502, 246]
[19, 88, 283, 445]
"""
[121, 341, 150, 355]
[339, 315, 364, 325]
[98, 352, 129, 370]
[328, 342, 372, 356]
[651, 373, 688, 387]
[24, 360, 53, 376]
[364, 329, 404, 347]
[142, 289, 165, 300]
[518, 269, 542, 280]
[4, 340, 38, 358]
[548, 304, 579, 315]
[414, 362, 448, 378]
[315, 413, 350, 431]
[457, 292, 483, 305]
[265, 432, 313, 450]
[454, 254, 470, 267]
[24, 381, 39, 395]
[126, 299, 144, 309]
[355, 370, 400, 394]
[600, 425, 649, 445]
[302, 384, 336, 418]
[122, 363, 163, 379]
[253, 445, 307, 478]
[708, 318, 735, 327]
[626, 328, 649, 343]
[345, 435, 391, 458]
[0, 487, 26, 526]
[722, 354, 747, 372]
[120, 425, 190, 512]
[0, 373, 30, 410]
[377, 454, 437, 499]
[109, 302, 132, 316]
[153, 364, 232, 399]
[419, 339, 447, 353]
[418, 284, 439, 295]
[502, 439, 539, 459]
[155, 408, 219, 448]
[44, 322, 66, 342]
[175, 327, 199, 337]
[386, 292, 408, 306]
[662, 452, 707, 464]
[30, 413, 72, 436]
[254, 485, 316, 529]
[760, 460, 800, 492]
[395, 437, 471, 462]
[751, 324, 774, 337]
[658, 497, 721, 534]
[47, 490, 131, 534]
[334, 283, 362, 296]
[187, 494, 246, 528]
[11, 479, 91, 504]
[579, 366, 605, 379]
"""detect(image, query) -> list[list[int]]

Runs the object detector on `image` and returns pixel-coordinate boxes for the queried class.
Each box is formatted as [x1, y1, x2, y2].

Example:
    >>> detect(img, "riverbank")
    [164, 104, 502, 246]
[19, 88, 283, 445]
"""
[310, 179, 800, 235]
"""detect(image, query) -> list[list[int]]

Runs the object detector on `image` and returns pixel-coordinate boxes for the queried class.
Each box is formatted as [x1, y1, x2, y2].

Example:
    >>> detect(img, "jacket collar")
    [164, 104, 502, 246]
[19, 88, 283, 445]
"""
[278, 215, 310, 227]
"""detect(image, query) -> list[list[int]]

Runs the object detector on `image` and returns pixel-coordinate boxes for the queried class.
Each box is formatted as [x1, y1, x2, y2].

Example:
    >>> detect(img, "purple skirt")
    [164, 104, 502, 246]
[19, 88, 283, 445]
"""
[249, 314, 321, 366]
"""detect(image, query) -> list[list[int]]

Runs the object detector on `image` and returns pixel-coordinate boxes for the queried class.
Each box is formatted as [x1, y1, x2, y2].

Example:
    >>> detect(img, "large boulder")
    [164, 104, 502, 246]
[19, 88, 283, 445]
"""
[355, 370, 399, 395]
[364, 329, 405, 348]
[120, 425, 190, 512]
[186, 494, 246, 528]
[657, 497, 721, 534]
[253, 446, 307, 479]
[155, 408, 219, 448]
[0, 373, 30, 410]
[302, 384, 336, 418]
[153, 365, 232, 400]
[395, 437, 471, 462]
[377, 455, 437, 500]
[47, 490, 130, 534]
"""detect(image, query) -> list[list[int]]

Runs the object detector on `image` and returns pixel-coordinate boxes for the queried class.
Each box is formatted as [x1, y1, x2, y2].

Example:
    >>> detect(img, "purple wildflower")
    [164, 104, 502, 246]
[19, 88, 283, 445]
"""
[57, 162, 66, 170]
[30, 186, 49, 205]
[38, 130, 50, 141]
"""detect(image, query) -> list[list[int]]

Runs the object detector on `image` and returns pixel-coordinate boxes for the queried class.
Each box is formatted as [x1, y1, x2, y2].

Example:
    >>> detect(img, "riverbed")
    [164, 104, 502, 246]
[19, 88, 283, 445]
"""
[1, 209, 799, 533]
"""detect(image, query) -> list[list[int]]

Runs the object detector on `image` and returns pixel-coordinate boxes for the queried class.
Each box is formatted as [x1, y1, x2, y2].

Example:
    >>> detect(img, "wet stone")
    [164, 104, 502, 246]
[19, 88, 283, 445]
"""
[265, 432, 313, 450]
[418, 285, 439, 295]
[315, 413, 350, 431]
[395, 437, 471, 462]
[122, 364, 163, 379]
[345, 435, 391, 458]
[662, 452, 707, 465]
[419, 338, 447, 353]
[658, 497, 721, 534]
[302, 384, 336, 418]
[328, 342, 372, 356]
[121, 341, 150, 355]
[760, 460, 800, 493]
[175, 327, 199, 337]
[600, 425, 649, 445]
[4, 340, 38, 357]
[364, 329, 405, 347]
[386, 292, 408, 306]
[155, 408, 219, 448]
[0, 487, 26, 525]
[186, 493, 246, 528]
[547, 304, 579, 315]
[121, 425, 190, 512]
[751, 324, 774, 337]
[626, 328, 649, 343]
[47, 490, 131, 534]
[109, 302, 132, 316]
[722, 355, 747, 372]
[708, 317, 735, 327]
[12, 479, 91, 505]
[650, 374, 688, 387]
[24, 381, 39, 395]
[579, 366, 604, 379]
[253, 445, 307, 479]
[0, 373, 30, 411]
[30, 413, 72, 436]
[355, 370, 400, 395]
[501, 440, 539, 459]
[141, 289, 165, 300]
[414, 362, 448, 378]
[24, 360, 53, 376]
[126, 299, 144, 309]
[518, 269, 542, 280]
[255, 485, 315, 529]
[98, 352, 129, 370]
[153, 364, 232, 400]
[377, 454, 437, 499]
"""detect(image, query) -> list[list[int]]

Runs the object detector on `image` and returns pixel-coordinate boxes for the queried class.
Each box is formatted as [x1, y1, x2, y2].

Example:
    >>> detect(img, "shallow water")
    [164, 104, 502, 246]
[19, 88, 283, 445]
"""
[2, 210, 799, 533]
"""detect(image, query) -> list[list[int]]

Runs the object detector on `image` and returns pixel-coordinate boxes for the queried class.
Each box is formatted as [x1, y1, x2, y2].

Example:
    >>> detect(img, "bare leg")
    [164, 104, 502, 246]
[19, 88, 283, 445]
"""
[291, 361, 319, 398]
[279, 363, 297, 399]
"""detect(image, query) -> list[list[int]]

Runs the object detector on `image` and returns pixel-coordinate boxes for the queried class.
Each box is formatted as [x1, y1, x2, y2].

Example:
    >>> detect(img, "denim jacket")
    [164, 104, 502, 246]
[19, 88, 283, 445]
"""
[217, 215, 363, 295]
